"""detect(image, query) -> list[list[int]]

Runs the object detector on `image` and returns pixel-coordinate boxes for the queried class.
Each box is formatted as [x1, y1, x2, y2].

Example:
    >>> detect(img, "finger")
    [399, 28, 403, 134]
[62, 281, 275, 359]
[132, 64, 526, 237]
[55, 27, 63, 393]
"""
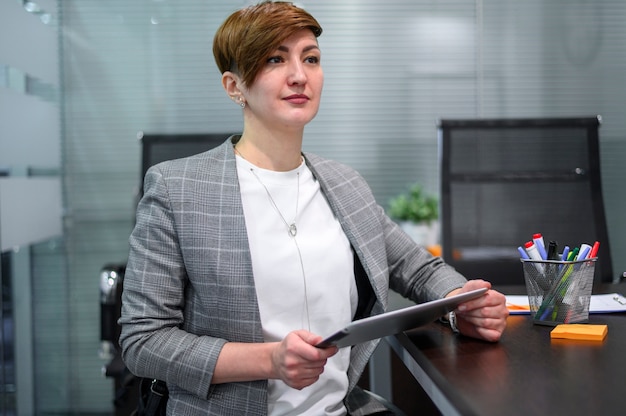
[289, 374, 322, 390]
[282, 363, 327, 389]
[474, 327, 505, 342]
[292, 331, 338, 360]
[462, 279, 492, 292]
[460, 312, 507, 328]
[462, 312, 508, 331]
[459, 289, 506, 312]
[294, 329, 324, 346]
[457, 317, 506, 342]
[457, 304, 507, 324]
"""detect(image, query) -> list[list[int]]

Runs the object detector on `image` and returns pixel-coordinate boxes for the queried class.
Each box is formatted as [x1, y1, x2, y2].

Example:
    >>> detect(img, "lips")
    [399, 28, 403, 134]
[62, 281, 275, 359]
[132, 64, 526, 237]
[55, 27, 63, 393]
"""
[284, 94, 309, 104]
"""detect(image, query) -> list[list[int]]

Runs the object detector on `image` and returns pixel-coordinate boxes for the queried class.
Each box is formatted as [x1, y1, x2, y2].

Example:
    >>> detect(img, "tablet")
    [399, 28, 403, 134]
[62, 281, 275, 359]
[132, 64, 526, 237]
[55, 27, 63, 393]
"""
[316, 287, 488, 348]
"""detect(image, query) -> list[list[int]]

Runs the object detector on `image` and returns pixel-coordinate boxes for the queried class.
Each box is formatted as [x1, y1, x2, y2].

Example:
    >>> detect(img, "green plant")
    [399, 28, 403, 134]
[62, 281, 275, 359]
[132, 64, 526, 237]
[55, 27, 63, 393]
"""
[388, 184, 439, 224]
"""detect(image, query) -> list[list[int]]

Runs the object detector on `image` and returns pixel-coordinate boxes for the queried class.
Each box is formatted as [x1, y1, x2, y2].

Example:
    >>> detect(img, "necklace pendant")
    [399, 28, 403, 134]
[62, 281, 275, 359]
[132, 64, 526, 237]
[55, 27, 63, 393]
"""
[288, 223, 297, 237]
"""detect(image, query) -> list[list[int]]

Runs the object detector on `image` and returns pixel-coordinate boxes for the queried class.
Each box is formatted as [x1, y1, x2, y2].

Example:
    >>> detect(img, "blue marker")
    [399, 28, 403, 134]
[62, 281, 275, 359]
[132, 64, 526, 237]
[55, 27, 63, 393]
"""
[518, 246, 530, 259]
[560, 246, 570, 262]
[536, 295, 556, 320]
[557, 245, 570, 274]
[540, 306, 553, 321]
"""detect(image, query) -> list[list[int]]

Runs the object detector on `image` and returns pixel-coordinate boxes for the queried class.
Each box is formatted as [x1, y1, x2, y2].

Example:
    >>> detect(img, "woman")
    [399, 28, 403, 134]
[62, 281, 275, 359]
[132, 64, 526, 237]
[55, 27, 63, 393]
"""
[119, 2, 508, 415]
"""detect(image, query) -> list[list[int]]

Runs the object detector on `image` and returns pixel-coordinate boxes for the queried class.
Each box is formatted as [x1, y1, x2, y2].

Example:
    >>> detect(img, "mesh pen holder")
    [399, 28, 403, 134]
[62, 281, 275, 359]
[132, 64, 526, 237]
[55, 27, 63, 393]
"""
[521, 258, 596, 326]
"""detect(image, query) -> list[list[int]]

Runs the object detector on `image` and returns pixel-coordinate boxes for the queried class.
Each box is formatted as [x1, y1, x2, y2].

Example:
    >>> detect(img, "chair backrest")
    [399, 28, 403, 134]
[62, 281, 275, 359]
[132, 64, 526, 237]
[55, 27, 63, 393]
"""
[138, 132, 231, 196]
[439, 116, 613, 284]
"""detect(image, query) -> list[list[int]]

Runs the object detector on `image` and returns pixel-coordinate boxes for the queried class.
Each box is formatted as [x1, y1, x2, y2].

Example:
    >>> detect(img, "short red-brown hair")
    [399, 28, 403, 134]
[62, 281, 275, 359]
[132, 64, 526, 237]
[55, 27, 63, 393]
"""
[213, 1, 322, 87]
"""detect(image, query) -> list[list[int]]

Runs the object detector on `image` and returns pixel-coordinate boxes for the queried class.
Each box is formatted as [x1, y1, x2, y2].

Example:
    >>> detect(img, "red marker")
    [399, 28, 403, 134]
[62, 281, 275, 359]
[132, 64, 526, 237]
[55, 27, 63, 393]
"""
[524, 241, 544, 273]
[589, 241, 600, 259]
[532, 233, 548, 259]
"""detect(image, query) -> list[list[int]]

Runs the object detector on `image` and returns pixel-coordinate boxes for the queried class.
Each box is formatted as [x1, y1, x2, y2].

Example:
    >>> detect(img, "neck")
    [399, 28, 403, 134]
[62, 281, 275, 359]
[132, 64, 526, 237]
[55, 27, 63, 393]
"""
[235, 130, 303, 172]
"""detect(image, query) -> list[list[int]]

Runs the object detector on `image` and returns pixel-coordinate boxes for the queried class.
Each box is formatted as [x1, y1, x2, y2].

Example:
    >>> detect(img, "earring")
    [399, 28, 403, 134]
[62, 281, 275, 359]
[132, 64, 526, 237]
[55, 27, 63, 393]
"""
[232, 95, 245, 108]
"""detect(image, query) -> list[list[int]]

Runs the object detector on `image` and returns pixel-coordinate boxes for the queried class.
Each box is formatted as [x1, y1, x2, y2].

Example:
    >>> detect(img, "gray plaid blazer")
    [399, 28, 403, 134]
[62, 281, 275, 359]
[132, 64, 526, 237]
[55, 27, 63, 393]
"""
[119, 137, 466, 415]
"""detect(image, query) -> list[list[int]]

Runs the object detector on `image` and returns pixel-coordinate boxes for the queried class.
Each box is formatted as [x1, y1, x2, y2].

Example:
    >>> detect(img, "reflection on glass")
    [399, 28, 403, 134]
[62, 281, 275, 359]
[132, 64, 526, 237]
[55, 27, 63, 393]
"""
[0, 64, 57, 102]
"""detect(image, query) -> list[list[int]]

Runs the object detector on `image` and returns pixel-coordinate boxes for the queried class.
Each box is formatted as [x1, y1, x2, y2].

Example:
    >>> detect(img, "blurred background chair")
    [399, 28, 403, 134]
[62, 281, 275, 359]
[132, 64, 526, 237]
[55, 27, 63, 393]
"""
[439, 116, 614, 286]
[100, 132, 230, 415]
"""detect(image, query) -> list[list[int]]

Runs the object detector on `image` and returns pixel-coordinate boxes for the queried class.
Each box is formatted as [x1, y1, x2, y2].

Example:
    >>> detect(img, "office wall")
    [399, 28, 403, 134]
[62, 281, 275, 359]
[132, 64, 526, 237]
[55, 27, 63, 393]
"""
[1, 0, 623, 413]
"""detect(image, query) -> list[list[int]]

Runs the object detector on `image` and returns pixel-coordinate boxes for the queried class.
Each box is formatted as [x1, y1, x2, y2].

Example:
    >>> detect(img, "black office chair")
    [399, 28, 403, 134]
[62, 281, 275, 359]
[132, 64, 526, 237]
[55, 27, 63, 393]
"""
[100, 132, 231, 415]
[439, 116, 614, 285]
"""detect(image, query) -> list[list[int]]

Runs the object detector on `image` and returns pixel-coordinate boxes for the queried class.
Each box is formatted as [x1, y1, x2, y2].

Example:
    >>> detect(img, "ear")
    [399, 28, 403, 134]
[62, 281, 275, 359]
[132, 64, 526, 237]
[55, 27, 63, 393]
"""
[222, 71, 244, 98]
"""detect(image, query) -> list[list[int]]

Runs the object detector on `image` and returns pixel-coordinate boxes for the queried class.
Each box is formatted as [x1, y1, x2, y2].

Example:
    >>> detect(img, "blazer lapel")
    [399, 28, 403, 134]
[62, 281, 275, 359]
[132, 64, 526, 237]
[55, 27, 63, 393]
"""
[303, 154, 387, 315]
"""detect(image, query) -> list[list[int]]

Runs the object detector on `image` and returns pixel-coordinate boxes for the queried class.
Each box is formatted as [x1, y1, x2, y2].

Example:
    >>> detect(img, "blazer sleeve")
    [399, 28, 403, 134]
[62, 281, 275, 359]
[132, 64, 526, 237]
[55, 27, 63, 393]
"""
[381, 206, 468, 303]
[118, 164, 227, 400]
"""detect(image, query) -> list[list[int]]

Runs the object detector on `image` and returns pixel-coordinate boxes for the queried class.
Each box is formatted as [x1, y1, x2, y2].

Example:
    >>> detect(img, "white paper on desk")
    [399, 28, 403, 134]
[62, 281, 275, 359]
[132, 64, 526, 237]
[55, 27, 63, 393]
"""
[589, 293, 626, 313]
[506, 293, 626, 314]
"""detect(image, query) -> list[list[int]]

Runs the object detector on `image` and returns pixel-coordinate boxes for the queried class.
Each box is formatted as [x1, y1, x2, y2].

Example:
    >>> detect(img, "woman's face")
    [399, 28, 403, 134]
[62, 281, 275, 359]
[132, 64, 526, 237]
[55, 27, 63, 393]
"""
[242, 29, 323, 132]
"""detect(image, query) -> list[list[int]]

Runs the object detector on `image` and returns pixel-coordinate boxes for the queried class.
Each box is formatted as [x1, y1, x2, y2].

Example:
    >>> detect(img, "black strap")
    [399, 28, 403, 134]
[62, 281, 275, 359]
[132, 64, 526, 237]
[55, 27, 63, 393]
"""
[137, 378, 168, 416]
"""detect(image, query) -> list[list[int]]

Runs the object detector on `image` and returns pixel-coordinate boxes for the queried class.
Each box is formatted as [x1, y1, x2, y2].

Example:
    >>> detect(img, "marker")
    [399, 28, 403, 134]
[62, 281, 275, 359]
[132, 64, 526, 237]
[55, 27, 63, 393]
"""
[525, 241, 544, 262]
[577, 243, 592, 261]
[545, 241, 559, 280]
[560, 246, 570, 262]
[518, 246, 530, 260]
[556, 245, 570, 273]
[533, 233, 548, 260]
[524, 241, 544, 273]
[539, 305, 553, 321]
[564, 309, 573, 324]
[566, 247, 579, 262]
[546, 241, 559, 260]
[589, 241, 600, 259]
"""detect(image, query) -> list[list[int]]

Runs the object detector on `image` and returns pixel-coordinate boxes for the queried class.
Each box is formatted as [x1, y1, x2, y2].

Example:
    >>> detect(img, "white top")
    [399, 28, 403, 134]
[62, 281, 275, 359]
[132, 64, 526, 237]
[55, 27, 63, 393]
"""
[236, 154, 357, 416]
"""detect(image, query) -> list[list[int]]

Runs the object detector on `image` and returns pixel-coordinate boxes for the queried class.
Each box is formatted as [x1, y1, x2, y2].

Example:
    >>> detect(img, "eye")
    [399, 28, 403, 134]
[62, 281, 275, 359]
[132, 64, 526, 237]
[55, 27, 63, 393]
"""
[266, 55, 284, 64]
[304, 55, 320, 64]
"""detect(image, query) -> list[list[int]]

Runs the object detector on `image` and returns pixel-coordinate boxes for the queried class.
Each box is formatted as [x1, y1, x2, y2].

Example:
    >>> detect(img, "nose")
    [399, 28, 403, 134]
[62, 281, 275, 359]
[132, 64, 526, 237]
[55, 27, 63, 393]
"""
[288, 60, 307, 85]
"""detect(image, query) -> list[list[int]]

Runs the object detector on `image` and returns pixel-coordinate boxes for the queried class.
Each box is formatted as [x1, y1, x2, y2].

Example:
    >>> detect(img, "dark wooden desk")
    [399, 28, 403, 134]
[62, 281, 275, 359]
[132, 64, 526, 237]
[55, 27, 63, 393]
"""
[387, 284, 626, 416]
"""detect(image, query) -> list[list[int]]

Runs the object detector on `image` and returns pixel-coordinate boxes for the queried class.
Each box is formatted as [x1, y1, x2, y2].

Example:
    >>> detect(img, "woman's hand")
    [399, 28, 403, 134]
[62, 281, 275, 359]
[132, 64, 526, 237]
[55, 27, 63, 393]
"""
[446, 279, 509, 342]
[213, 330, 337, 387]
[270, 330, 338, 390]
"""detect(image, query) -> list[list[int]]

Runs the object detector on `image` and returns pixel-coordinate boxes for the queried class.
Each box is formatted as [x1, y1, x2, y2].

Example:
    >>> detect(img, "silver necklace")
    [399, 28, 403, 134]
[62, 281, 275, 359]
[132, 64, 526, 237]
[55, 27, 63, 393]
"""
[234, 146, 301, 237]
[235, 146, 310, 329]
[249, 168, 299, 237]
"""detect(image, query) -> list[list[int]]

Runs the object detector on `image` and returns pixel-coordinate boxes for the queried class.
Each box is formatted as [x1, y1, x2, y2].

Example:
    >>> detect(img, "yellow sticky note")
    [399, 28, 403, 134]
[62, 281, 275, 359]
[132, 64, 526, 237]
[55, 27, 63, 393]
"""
[550, 324, 608, 341]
